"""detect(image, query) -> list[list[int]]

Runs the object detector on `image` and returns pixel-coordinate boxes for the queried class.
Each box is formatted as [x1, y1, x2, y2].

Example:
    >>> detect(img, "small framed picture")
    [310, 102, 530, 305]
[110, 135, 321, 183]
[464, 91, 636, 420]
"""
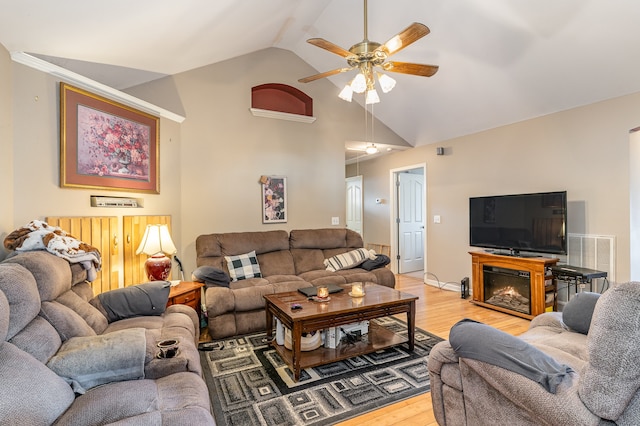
[261, 176, 287, 223]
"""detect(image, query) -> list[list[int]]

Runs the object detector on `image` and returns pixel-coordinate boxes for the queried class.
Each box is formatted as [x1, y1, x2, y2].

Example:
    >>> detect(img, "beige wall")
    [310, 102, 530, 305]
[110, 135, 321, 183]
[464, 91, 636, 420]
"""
[85, 48, 408, 277]
[348, 92, 638, 284]
[5, 59, 183, 279]
[1, 44, 406, 280]
[0, 45, 12, 259]
[0, 45, 13, 260]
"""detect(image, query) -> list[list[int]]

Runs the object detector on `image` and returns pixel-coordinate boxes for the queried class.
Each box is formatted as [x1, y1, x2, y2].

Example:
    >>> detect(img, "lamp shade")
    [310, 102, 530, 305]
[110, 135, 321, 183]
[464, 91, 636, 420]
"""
[136, 224, 177, 256]
[136, 224, 177, 281]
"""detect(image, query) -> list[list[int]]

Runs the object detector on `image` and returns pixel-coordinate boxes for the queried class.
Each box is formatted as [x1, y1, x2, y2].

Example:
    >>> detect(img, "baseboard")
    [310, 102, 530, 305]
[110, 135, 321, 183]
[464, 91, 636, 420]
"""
[424, 278, 460, 293]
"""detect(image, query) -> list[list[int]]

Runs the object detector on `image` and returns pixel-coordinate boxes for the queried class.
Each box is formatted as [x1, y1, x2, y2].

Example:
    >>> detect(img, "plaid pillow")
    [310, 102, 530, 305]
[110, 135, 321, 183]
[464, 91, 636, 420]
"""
[324, 248, 375, 272]
[224, 250, 262, 281]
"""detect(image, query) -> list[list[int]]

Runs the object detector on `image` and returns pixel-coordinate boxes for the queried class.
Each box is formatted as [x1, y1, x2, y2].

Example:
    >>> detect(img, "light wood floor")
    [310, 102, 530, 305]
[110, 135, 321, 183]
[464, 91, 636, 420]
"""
[335, 273, 531, 426]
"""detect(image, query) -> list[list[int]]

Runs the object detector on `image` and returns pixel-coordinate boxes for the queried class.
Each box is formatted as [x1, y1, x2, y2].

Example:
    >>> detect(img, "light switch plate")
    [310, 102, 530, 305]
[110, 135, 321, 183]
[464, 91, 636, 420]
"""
[433, 215, 441, 224]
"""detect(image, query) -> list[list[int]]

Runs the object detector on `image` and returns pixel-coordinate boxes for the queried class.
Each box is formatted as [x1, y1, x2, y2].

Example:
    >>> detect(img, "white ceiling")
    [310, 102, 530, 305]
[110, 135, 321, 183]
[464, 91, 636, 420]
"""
[3, 0, 640, 158]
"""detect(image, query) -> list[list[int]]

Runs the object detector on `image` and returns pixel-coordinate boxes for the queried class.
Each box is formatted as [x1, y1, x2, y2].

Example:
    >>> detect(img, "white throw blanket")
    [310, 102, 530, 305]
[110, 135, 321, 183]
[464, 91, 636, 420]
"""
[4, 220, 102, 281]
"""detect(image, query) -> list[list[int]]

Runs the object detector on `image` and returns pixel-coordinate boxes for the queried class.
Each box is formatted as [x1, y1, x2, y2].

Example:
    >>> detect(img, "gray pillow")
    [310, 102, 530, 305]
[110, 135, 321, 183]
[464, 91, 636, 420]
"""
[562, 291, 600, 335]
[192, 266, 231, 288]
[91, 281, 170, 323]
[449, 319, 573, 393]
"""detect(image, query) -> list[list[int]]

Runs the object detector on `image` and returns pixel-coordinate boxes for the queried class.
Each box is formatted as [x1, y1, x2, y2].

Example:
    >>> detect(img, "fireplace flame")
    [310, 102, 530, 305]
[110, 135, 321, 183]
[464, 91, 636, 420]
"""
[494, 286, 520, 297]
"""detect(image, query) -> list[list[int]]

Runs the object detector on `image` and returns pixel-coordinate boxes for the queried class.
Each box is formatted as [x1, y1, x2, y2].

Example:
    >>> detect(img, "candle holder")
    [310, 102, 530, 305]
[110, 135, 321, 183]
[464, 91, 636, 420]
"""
[316, 286, 329, 300]
[349, 282, 365, 297]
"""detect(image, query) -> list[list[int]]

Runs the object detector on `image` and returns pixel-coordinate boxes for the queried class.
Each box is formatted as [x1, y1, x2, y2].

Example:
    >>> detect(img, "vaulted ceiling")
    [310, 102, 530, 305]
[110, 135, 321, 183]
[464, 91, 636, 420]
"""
[2, 1, 640, 160]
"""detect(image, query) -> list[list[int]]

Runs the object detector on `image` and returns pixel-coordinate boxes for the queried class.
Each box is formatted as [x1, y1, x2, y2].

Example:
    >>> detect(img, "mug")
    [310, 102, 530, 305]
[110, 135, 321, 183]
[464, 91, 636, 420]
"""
[157, 338, 179, 358]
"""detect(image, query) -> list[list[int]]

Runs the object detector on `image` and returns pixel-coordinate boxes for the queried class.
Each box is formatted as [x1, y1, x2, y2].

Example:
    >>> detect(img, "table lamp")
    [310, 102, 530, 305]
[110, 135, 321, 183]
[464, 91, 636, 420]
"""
[136, 224, 177, 281]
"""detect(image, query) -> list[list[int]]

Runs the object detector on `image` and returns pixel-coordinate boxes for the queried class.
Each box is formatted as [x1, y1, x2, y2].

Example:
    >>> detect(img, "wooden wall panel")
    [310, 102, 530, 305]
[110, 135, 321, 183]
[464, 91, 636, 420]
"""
[123, 215, 172, 286]
[46, 216, 119, 295]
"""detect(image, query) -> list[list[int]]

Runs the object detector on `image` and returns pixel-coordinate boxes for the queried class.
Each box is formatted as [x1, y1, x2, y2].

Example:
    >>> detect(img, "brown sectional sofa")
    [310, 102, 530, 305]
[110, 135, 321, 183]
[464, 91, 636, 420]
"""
[196, 228, 395, 339]
[0, 251, 215, 425]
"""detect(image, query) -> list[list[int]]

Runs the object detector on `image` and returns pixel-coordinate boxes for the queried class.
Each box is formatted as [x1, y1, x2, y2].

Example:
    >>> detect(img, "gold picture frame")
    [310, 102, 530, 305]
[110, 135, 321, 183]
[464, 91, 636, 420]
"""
[60, 83, 159, 193]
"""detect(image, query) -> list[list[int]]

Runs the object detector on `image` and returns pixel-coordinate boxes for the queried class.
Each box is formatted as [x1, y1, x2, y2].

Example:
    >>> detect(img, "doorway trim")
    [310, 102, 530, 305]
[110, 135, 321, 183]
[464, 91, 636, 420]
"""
[389, 163, 427, 275]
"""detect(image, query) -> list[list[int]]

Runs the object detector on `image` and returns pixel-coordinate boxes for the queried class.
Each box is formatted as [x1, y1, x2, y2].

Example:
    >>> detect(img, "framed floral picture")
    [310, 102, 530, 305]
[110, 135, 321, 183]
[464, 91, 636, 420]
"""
[60, 83, 159, 193]
[261, 176, 287, 223]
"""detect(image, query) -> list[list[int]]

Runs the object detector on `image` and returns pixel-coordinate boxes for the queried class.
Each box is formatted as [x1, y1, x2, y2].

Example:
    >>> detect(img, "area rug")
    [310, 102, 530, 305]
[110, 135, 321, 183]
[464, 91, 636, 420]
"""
[200, 316, 443, 426]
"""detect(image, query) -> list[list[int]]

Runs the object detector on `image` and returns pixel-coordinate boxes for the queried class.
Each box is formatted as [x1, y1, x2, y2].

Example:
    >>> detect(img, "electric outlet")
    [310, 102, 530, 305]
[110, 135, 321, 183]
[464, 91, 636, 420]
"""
[331, 217, 339, 225]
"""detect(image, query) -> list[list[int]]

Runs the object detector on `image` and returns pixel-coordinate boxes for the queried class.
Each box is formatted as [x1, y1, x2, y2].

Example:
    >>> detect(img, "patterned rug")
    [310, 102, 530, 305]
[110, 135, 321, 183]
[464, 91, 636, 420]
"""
[199, 316, 444, 426]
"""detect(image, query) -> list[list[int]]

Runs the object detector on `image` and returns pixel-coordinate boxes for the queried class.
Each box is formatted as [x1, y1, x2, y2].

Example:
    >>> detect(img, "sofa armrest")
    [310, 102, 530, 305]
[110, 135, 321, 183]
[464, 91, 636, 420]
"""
[428, 341, 463, 425]
[368, 268, 395, 288]
[165, 304, 200, 341]
[205, 286, 235, 318]
[529, 311, 566, 331]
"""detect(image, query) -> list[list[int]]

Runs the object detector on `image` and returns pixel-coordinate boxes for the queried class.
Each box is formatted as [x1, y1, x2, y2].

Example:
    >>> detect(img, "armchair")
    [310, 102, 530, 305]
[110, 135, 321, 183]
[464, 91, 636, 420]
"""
[428, 282, 640, 425]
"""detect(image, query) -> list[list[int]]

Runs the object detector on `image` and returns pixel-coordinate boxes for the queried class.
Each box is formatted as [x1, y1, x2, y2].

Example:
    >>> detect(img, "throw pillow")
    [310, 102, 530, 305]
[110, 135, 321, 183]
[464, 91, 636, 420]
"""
[360, 254, 391, 271]
[192, 265, 231, 287]
[561, 291, 600, 334]
[90, 281, 170, 323]
[449, 318, 573, 393]
[225, 250, 262, 281]
[324, 248, 375, 272]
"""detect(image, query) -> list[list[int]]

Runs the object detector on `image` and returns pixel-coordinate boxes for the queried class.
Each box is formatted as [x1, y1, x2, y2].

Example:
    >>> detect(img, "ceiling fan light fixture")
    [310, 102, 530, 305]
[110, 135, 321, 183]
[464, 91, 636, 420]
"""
[365, 144, 379, 155]
[365, 88, 380, 104]
[351, 72, 367, 93]
[377, 73, 396, 93]
[338, 84, 354, 102]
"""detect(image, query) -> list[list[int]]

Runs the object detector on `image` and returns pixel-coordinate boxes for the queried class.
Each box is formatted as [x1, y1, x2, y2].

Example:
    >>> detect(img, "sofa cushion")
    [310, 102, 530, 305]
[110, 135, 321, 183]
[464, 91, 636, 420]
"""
[289, 228, 363, 249]
[579, 282, 640, 420]
[562, 291, 600, 335]
[47, 328, 146, 394]
[91, 281, 170, 323]
[449, 318, 573, 393]
[57, 289, 108, 334]
[0, 342, 76, 425]
[256, 250, 296, 276]
[53, 372, 213, 425]
[40, 300, 97, 341]
[3, 251, 72, 301]
[0, 263, 41, 340]
[290, 248, 326, 274]
[324, 248, 375, 272]
[225, 250, 262, 281]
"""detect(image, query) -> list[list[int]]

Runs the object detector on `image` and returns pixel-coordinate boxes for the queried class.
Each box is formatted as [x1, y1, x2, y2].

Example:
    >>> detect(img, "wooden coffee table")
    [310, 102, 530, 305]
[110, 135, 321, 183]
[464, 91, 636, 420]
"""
[264, 282, 418, 381]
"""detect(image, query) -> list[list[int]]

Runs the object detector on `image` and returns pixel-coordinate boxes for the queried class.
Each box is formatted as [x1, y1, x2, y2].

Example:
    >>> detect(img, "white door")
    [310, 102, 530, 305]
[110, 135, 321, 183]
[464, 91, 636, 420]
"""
[398, 171, 424, 273]
[346, 176, 363, 236]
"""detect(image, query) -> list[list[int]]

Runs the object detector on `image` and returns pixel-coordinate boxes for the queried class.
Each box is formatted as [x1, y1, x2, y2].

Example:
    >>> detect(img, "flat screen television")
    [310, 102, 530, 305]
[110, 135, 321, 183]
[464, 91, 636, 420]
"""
[469, 191, 567, 256]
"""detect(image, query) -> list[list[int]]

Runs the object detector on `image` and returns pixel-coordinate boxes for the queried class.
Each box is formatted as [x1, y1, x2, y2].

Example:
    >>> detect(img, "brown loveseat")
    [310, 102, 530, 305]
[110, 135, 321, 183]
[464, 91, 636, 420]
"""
[0, 251, 215, 425]
[195, 228, 395, 339]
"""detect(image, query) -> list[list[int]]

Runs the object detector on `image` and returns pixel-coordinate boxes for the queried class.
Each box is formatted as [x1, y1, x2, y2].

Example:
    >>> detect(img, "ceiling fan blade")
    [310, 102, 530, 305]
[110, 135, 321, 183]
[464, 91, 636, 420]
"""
[307, 38, 353, 58]
[298, 67, 354, 83]
[381, 61, 439, 77]
[379, 23, 430, 56]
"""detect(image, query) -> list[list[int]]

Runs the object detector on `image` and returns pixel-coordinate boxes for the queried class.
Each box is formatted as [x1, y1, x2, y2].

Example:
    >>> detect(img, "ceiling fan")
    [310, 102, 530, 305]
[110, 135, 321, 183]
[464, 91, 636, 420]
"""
[298, 0, 439, 103]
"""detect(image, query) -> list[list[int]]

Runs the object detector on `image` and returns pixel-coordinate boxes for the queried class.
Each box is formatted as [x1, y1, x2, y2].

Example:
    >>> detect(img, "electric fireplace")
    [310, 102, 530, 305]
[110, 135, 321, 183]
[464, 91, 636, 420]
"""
[483, 265, 531, 315]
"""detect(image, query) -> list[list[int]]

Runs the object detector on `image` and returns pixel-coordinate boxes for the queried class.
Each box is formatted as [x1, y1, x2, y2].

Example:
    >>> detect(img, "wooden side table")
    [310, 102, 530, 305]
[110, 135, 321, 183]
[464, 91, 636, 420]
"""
[167, 281, 204, 315]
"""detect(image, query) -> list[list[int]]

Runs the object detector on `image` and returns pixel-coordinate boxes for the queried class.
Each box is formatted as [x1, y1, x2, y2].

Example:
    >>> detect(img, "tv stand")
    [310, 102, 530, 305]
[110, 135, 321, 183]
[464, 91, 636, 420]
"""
[469, 251, 559, 320]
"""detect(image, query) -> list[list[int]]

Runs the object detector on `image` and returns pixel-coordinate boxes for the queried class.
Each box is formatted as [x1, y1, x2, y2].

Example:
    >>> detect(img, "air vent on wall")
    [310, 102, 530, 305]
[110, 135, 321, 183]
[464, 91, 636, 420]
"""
[90, 196, 142, 208]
